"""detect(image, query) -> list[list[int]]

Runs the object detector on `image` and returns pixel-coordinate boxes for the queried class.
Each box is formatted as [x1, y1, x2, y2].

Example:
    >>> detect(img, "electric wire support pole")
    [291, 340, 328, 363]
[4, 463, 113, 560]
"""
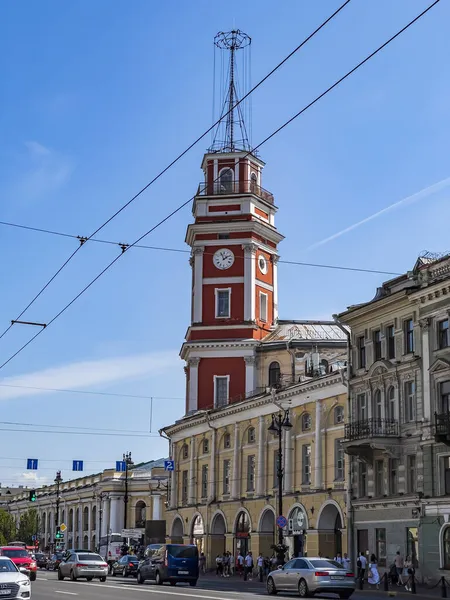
[54, 471, 62, 550]
[123, 452, 133, 547]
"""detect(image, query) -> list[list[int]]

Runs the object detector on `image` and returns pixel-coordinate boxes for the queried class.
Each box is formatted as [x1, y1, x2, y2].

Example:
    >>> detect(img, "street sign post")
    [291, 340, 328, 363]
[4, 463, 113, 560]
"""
[27, 459, 38, 470]
[276, 515, 287, 529]
[116, 460, 126, 472]
[164, 460, 175, 471]
[60, 523, 67, 533]
[121, 528, 143, 539]
[72, 460, 84, 472]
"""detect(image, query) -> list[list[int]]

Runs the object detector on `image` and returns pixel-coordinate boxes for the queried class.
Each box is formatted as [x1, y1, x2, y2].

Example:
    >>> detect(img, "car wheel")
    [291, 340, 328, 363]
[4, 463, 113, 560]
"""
[87, 577, 93, 581]
[137, 571, 145, 585]
[123, 568, 128, 578]
[267, 577, 278, 595]
[70, 571, 77, 582]
[189, 580, 197, 587]
[30, 573, 36, 582]
[339, 593, 353, 599]
[112, 569, 116, 577]
[100, 576, 106, 582]
[170, 581, 176, 586]
[298, 578, 310, 598]
[58, 569, 64, 581]
[155, 571, 162, 585]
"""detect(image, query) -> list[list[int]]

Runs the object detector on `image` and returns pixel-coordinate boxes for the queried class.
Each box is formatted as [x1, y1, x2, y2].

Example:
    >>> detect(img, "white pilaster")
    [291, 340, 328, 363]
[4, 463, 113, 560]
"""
[71, 507, 76, 542]
[420, 318, 431, 421]
[170, 469, 177, 509]
[192, 247, 204, 323]
[188, 435, 196, 504]
[213, 159, 218, 184]
[188, 358, 200, 414]
[272, 255, 279, 324]
[244, 355, 256, 396]
[209, 429, 217, 500]
[102, 498, 110, 538]
[284, 426, 294, 493]
[109, 496, 120, 533]
[152, 495, 162, 520]
[235, 157, 239, 185]
[231, 423, 240, 499]
[87, 504, 92, 549]
[314, 401, 323, 489]
[243, 243, 257, 321]
[256, 416, 266, 496]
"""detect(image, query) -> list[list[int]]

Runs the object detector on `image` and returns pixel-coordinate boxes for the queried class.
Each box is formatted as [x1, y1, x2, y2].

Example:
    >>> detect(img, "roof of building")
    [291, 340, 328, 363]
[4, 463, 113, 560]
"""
[132, 458, 167, 472]
[262, 320, 347, 343]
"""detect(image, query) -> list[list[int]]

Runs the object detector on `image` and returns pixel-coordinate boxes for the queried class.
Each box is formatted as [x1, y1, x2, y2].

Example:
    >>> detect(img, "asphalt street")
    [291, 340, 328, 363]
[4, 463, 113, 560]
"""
[30, 571, 439, 600]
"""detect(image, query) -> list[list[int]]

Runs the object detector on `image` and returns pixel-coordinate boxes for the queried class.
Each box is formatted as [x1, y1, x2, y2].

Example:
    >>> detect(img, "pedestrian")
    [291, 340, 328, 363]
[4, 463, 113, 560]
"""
[270, 554, 278, 570]
[368, 554, 380, 589]
[229, 552, 235, 576]
[257, 553, 264, 581]
[216, 554, 223, 576]
[199, 552, 206, 575]
[357, 551, 367, 582]
[404, 555, 414, 591]
[343, 553, 351, 570]
[395, 551, 404, 586]
[222, 552, 230, 577]
[237, 553, 244, 576]
[245, 551, 254, 580]
[334, 552, 343, 565]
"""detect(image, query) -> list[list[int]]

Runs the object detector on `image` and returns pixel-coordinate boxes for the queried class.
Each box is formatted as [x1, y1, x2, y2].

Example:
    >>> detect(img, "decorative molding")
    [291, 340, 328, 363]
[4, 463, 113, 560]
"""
[242, 243, 258, 255]
[244, 356, 256, 366]
[188, 357, 201, 367]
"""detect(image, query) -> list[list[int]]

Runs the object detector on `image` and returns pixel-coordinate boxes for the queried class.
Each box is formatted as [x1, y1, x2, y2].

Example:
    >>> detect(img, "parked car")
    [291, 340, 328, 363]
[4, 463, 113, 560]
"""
[137, 544, 198, 587]
[46, 553, 65, 571]
[111, 555, 139, 577]
[35, 552, 48, 569]
[0, 556, 32, 598]
[266, 557, 355, 599]
[0, 547, 37, 581]
[58, 552, 108, 582]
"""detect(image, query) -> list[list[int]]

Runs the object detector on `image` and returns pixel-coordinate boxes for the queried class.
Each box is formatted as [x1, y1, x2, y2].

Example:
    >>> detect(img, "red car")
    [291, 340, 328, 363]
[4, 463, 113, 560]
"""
[0, 546, 37, 581]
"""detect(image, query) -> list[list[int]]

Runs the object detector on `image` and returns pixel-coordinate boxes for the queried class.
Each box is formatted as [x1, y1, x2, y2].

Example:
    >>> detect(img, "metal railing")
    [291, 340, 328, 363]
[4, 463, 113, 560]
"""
[435, 412, 450, 437]
[344, 418, 399, 441]
[197, 180, 274, 204]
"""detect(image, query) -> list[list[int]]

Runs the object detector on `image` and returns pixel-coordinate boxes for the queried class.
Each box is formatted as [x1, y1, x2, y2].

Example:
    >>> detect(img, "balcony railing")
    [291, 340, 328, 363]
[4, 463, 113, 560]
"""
[344, 418, 399, 441]
[435, 412, 450, 445]
[197, 180, 274, 204]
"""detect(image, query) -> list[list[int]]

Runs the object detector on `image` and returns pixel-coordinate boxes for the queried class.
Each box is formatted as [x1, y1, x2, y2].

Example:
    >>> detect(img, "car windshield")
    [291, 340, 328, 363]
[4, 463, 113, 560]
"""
[167, 546, 198, 559]
[78, 554, 103, 562]
[310, 559, 345, 569]
[0, 560, 17, 572]
[1, 549, 28, 558]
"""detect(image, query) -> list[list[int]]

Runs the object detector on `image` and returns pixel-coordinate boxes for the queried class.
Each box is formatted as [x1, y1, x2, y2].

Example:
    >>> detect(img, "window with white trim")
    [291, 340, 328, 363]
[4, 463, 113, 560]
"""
[334, 405, 344, 424]
[219, 168, 233, 193]
[214, 376, 229, 408]
[223, 459, 231, 494]
[335, 439, 345, 481]
[404, 381, 416, 422]
[215, 289, 231, 318]
[247, 455, 256, 491]
[201, 464, 208, 498]
[259, 292, 268, 322]
[302, 445, 311, 485]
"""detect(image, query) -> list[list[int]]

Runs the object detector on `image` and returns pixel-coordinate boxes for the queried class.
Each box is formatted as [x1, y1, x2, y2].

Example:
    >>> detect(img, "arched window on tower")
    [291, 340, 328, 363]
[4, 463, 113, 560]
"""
[250, 172, 257, 193]
[219, 168, 233, 193]
[268, 361, 281, 387]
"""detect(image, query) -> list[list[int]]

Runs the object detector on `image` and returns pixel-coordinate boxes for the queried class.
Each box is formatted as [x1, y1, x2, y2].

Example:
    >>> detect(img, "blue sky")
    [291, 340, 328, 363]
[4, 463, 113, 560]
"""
[0, 0, 448, 487]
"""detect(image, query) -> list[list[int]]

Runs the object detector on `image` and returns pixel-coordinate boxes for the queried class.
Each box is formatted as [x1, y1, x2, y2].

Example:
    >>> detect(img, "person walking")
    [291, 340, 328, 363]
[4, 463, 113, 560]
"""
[199, 552, 206, 575]
[342, 553, 351, 570]
[334, 552, 343, 565]
[368, 554, 380, 589]
[357, 551, 367, 582]
[237, 553, 244, 577]
[395, 551, 404, 586]
[215, 554, 223, 576]
[223, 552, 230, 577]
[404, 555, 414, 591]
[257, 553, 264, 581]
[245, 551, 254, 581]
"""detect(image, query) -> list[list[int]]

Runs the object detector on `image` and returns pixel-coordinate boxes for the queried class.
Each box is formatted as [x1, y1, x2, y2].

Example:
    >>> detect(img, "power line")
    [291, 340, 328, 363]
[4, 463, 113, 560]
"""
[0, 420, 155, 434]
[0, 0, 439, 372]
[0, 382, 182, 401]
[0, 427, 160, 438]
[0, 1, 352, 343]
[0, 219, 401, 276]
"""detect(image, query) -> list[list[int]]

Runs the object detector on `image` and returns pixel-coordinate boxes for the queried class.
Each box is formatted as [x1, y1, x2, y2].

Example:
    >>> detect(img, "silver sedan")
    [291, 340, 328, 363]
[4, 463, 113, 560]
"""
[267, 557, 355, 598]
[58, 552, 108, 582]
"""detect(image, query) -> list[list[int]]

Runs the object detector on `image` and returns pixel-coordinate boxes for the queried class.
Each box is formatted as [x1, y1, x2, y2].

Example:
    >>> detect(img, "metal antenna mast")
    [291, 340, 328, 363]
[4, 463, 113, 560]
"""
[210, 29, 252, 153]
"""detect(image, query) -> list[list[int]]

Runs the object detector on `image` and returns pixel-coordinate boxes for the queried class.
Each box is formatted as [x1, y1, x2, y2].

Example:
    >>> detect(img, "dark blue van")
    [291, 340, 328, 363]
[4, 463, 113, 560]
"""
[137, 544, 199, 586]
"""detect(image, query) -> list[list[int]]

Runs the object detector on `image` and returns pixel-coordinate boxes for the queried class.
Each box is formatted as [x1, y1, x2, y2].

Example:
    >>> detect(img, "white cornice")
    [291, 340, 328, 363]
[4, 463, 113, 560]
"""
[181, 339, 259, 360]
[185, 220, 284, 247]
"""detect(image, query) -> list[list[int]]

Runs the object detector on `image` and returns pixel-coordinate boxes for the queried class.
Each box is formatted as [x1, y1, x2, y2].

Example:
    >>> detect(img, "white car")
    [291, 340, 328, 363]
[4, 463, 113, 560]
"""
[0, 556, 31, 598]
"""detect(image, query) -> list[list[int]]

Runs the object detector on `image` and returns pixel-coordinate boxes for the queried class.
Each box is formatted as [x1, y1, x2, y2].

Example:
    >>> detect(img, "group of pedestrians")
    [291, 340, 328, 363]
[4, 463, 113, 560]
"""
[206, 551, 277, 580]
[355, 550, 415, 591]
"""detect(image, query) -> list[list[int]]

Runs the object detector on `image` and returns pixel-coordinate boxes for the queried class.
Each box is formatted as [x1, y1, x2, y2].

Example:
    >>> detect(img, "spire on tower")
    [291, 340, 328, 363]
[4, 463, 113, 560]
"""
[210, 30, 252, 154]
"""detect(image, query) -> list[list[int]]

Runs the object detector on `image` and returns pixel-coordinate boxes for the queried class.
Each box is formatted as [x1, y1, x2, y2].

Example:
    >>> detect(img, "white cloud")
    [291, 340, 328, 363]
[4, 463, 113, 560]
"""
[306, 176, 450, 251]
[0, 351, 179, 402]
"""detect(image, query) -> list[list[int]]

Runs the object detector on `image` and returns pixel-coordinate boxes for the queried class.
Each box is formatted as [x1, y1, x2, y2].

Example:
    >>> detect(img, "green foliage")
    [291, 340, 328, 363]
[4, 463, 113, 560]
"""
[17, 508, 39, 545]
[0, 509, 17, 546]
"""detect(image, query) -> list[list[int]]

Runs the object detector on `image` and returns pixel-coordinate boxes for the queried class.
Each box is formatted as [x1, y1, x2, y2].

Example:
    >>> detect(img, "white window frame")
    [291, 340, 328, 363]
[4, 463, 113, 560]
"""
[218, 167, 234, 193]
[404, 380, 416, 422]
[215, 288, 231, 319]
[259, 291, 268, 322]
[214, 375, 230, 408]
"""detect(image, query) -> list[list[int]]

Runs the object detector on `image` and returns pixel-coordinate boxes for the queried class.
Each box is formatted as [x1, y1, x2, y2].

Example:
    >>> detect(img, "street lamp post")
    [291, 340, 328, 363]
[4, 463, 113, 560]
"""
[268, 410, 293, 566]
[123, 452, 134, 543]
[93, 490, 107, 553]
[54, 471, 62, 550]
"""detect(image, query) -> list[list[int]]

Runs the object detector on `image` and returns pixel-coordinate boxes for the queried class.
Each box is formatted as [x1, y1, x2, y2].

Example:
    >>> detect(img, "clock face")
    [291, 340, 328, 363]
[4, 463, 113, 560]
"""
[258, 254, 268, 274]
[213, 248, 235, 270]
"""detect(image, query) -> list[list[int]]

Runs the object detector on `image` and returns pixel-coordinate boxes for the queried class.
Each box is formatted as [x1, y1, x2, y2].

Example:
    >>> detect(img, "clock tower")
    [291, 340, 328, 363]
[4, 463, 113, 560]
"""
[181, 30, 284, 414]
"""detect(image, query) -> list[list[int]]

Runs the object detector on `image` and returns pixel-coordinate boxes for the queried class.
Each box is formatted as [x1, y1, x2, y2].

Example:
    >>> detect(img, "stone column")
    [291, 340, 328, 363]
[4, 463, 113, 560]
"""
[192, 247, 204, 323]
[256, 416, 266, 496]
[152, 495, 162, 521]
[188, 358, 200, 414]
[231, 423, 241, 499]
[420, 318, 431, 421]
[272, 255, 279, 324]
[109, 496, 120, 533]
[314, 401, 323, 489]
[209, 429, 217, 500]
[102, 498, 110, 537]
[284, 425, 294, 493]
[243, 243, 257, 321]
[244, 356, 256, 397]
[188, 435, 196, 504]
[87, 504, 92, 549]
[71, 506, 76, 542]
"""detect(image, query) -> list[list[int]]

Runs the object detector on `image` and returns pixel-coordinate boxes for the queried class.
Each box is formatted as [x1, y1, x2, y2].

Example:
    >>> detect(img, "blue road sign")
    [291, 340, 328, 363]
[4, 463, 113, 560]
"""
[73, 460, 83, 472]
[31, 535, 36, 542]
[276, 515, 287, 529]
[116, 460, 126, 472]
[27, 459, 38, 470]
[164, 460, 175, 471]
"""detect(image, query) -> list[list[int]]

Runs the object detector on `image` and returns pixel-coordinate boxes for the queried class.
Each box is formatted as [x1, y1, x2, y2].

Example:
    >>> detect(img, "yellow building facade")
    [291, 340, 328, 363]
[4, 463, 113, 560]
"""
[163, 372, 348, 567]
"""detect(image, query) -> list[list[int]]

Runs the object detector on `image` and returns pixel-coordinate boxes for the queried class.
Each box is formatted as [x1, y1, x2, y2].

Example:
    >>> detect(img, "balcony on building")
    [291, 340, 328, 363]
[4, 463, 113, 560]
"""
[343, 418, 400, 460]
[197, 179, 274, 205]
[435, 412, 450, 446]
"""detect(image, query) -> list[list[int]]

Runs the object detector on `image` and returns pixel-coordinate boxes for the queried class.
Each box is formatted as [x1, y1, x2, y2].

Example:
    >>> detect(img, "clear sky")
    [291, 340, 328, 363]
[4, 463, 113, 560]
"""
[0, 0, 448, 487]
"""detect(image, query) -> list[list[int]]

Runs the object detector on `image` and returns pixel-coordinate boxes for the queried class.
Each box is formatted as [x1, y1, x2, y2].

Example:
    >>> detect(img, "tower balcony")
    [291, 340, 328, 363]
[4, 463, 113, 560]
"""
[343, 418, 400, 461]
[197, 180, 274, 204]
[434, 412, 450, 446]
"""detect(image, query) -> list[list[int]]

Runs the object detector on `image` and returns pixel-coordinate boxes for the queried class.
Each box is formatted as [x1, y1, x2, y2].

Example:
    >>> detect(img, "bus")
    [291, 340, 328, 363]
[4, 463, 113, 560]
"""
[99, 533, 123, 567]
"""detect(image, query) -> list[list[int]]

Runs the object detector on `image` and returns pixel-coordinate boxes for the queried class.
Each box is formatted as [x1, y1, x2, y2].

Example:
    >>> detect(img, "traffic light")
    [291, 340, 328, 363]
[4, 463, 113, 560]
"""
[29, 490, 37, 502]
[55, 527, 62, 540]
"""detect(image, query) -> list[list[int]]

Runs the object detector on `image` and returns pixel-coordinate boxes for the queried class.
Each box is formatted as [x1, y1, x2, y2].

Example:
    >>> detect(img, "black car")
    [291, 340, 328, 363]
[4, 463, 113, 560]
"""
[35, 553, 48, 569]
[111, 555, 140, 578]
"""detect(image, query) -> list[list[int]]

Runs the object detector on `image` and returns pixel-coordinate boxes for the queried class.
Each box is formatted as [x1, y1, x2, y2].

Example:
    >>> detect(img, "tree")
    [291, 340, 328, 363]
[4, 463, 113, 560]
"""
[17, 508, 39, 545]
[0, 509, 16, 545]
